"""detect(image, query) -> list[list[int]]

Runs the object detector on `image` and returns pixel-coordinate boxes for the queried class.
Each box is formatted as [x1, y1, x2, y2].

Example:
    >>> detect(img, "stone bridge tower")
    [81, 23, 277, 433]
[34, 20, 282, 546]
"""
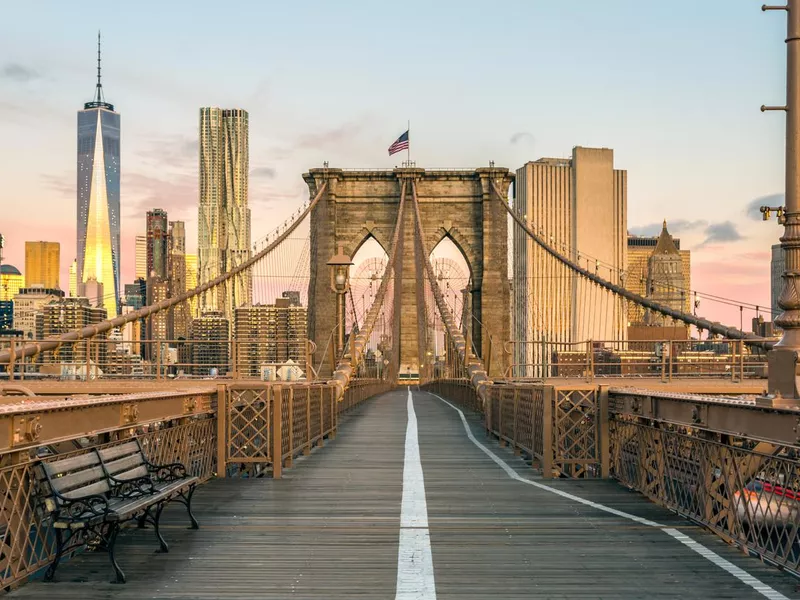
[304, 167, 512, 379]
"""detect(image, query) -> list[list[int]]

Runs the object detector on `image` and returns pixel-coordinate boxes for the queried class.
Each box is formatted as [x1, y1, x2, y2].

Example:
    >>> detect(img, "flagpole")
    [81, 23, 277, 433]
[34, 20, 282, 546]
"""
[407, 119, 410, 164]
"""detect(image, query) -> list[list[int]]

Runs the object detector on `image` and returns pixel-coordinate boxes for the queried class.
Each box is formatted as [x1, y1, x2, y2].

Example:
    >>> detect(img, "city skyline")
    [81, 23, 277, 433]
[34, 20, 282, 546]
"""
[0, 1, 789, 326]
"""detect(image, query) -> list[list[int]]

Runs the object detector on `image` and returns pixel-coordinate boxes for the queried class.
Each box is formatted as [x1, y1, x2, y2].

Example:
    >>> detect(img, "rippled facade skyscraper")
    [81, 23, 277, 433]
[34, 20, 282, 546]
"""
[77, 33, 121, 315]
[198, 107, 251, 319]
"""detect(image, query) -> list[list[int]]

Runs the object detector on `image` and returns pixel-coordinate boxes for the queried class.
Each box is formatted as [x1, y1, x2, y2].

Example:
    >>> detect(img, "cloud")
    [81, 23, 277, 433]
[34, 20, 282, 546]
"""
[41, 173, 74, 198]
[510, 131, 535, 145]
[135, 135, 196, 171]
[628, 219, 707, 237]
[122, 172, 197, 219]
[293, 120, 368, 150]
[745, 193, 784, 220]
[1, 63, 39, 82]
[251, 166, 276, 179]
[699, 221, 743, 247]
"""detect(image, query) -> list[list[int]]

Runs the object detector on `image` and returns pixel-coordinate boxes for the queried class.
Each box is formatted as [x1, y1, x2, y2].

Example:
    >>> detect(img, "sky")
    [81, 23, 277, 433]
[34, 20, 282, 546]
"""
[0, 0, 790, 328]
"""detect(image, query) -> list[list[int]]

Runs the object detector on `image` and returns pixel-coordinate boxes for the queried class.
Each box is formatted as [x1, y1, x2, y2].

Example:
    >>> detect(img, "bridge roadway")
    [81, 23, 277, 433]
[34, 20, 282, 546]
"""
[11, 388, 798, 599]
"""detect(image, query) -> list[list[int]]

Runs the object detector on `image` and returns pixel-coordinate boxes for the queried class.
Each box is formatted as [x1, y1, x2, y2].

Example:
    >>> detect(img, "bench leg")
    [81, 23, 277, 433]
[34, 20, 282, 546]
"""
[106, 523, 126, 584]
[177, 485, 199, 530]
[43, 527, 65, 582]
[153, 503, 169, 553]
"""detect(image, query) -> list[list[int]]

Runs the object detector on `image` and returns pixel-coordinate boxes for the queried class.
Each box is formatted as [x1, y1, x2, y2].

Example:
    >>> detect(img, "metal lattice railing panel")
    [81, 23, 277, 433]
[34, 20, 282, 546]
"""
[227, 388, 271, 462]
[553, 389, 600, 478]
[610, 416, 800, 575]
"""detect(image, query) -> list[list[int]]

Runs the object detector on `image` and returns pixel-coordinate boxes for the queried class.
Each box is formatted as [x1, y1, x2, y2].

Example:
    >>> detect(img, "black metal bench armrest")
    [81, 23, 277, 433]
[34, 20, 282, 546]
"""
[146, 461, 189, 482]
[107, 474, 156, 498]
[52, 493, 111, 522]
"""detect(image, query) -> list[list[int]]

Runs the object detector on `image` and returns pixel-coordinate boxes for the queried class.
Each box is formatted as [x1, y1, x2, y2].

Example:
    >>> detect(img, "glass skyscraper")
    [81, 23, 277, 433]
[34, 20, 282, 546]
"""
[77, 33, 121, 315]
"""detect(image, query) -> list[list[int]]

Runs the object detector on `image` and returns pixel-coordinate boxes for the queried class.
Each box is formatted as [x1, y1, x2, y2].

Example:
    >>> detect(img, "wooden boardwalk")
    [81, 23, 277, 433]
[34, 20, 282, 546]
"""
[10, 388, 799, 599]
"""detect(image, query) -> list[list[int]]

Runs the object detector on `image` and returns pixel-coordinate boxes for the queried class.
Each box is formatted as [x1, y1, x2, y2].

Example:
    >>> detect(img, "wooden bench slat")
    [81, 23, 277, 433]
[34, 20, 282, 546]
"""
[61, 479, 110, 500]
[50, 465, 106, 495]
[98, 441, 140, 462]
[43, 452, 101, 478]
[104, 453, 146, 477]
[113, 465, 149, 482]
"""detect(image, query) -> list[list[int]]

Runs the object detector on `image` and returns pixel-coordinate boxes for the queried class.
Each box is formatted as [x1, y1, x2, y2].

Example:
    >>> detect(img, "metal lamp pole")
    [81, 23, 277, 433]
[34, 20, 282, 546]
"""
[327, 245, 353, 361]
[764, 1, 800, 403]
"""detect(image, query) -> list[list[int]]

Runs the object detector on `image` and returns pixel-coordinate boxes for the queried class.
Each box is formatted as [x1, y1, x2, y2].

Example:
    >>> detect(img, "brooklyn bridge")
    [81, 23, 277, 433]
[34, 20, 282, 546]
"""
[4, 10, 800, 600]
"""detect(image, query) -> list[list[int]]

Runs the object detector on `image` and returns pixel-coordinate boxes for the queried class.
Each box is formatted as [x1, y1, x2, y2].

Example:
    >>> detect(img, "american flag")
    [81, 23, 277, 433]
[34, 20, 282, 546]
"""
[388, 130, 409, 156]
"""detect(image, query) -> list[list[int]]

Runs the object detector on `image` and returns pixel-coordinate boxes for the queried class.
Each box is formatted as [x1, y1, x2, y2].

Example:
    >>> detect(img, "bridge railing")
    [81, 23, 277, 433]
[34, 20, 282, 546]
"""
[504, 338, 769, 381]
[423, 379, 605, 479]
[0, 337, 316, 382]
[427, 375, 800, 575]
[609, 390, 800, 576]
[0, 377, 385, 590]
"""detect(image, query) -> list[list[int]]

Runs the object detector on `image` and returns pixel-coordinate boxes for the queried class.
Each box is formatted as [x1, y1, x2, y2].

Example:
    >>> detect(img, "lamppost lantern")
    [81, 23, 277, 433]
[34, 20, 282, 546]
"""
[327, 244, 353, 360]
[327, 244, 353, 293]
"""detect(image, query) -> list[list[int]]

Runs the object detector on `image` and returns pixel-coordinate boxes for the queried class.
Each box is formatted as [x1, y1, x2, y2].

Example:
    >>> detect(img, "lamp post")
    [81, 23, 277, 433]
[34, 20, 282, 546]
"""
[764, 1, 800, 404]
[327, 244, 353, 360]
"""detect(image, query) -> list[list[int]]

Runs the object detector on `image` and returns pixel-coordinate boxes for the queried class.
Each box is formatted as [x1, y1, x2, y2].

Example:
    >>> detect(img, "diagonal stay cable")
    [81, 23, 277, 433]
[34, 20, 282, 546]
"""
[0, 182, 329, 364]
[409, 180, 491, 400]
[330, 181, 407, 396]
[492, 181, 772, 350]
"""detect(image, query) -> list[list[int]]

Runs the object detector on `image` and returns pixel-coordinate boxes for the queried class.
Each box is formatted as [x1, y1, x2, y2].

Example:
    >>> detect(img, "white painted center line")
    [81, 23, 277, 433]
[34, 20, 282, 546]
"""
[395, 387, 437, 600]
[429, 392, 790, 600]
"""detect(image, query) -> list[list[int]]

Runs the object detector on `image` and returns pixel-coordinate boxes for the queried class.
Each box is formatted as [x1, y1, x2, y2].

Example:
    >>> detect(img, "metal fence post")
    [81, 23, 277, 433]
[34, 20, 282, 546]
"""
[285, 387, 294, 468]
[598, 386, 610, 478]
[305, 387, 312, 455]
[8, 339, 15, 381]
[272, 385, 282, 479]
[542, 386, 554, 478]
[216, 384, 227, 477]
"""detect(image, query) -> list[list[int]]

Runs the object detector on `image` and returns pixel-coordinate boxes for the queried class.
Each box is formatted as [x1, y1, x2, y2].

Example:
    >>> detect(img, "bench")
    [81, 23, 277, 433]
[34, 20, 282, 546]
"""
[37, 438, 200, 583]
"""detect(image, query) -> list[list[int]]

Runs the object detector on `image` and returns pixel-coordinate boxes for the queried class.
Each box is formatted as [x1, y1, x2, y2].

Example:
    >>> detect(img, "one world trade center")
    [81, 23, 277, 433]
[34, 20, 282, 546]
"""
[77, 32, 120, 315]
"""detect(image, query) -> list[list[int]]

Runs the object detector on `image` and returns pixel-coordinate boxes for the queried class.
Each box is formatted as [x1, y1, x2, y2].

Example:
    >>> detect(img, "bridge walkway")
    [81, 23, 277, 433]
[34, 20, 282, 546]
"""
[10, 388, 798, 599]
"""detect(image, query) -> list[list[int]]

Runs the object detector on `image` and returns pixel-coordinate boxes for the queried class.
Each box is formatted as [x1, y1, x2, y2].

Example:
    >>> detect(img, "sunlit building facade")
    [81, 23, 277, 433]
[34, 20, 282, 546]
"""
[0, 265, 24, 302]
[198, 107, 251, 320]
[77, 35, 121, 316]
[512, 148, 627, 376]
[25, 242, 60, 289]
[135, 235, 147, 281]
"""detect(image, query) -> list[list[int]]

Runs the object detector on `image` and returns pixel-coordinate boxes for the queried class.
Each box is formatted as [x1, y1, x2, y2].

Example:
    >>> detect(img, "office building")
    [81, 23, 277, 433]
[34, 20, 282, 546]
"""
[145, 279, 169, 360]
[77, 33, 121, 316]
[0, 301, 13, 333]
[189, 311, 230, 375]
[234, 298, 308, 376]
[282, 290, 301, 306]
[78, 278, 104, 308]
[38, 297, 107, 366]
[185, 253, 198, 318]
[169, 221, 186, 254]
[0, 265, 24, 301]
[69, 259, 77, 297]
[198, 107, 251, 319]
[626, 223, 691, 326]
[512, 147, 626, 376]
[135, 235, 147, 281]
[146, 209, 169, 281]
[25, 242, 60, 289]
[13, 286, 64, 339]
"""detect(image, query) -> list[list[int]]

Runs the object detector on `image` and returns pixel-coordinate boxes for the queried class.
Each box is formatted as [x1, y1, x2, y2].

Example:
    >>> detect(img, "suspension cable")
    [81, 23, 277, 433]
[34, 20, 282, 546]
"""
[493, 181, 773, 350]
[0, 182, 329, 364]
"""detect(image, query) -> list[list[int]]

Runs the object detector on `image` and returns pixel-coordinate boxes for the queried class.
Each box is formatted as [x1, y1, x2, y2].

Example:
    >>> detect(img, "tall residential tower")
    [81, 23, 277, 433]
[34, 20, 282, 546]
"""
[77, 32, 121, 315]
[198, 108, 251, 320]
